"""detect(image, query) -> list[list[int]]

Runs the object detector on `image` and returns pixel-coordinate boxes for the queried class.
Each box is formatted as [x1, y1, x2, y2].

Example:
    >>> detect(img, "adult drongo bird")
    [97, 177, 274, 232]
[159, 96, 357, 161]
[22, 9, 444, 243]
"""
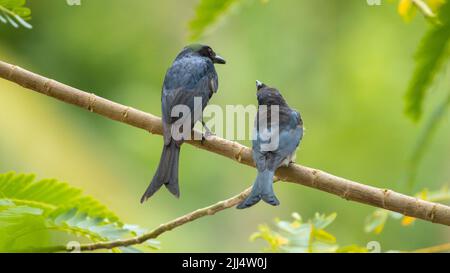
[140, 44, 226, 203]
[237, 81, 303, 209]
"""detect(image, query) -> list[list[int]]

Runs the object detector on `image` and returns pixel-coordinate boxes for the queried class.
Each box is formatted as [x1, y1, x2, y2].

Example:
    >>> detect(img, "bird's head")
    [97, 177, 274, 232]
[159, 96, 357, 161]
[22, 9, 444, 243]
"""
[255, 80, 287, 106]
[180, 44, 226, 64]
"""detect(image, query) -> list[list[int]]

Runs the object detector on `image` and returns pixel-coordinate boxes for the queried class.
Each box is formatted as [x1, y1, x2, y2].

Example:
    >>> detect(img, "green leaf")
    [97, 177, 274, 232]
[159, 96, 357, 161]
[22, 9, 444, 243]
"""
[47, 208, 130, 242]
[312, 212, 337, 230]
[0, 0, 32, 29]
[313, 229, 336, 244]
[0, 205, 133, 252]
[310, 241, 339, 253]
[336, 244, 368, 253]
[425, 185, 450, 202]
[398, 0, 417, 22]
[0, 14, 7, 23]
[405, 1, 450, 121]
[188, 0, 240, 41]
[252, 212, 364, 253]
[365, 209, 389, 234]
[407, 92, 450, 187]
[250, 224, 287, 252]
[0, 203, 47, 251]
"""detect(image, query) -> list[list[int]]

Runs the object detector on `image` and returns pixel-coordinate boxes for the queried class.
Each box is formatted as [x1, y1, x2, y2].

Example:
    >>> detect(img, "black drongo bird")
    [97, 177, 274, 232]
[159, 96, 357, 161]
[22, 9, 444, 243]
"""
[237, 81, 303, 209]
[140, 44, 226, 203]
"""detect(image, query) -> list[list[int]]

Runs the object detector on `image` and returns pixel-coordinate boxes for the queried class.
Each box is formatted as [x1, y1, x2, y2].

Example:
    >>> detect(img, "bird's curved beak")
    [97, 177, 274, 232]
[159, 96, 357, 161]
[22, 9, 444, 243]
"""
[213, 55, 226, 64]
[256, 80, 266, 91]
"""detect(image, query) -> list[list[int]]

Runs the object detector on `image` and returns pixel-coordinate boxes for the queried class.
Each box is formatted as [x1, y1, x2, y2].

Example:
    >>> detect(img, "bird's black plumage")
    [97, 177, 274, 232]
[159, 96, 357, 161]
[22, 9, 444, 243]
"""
[141, 44, 225, 203]
[237, 81, 303, 209]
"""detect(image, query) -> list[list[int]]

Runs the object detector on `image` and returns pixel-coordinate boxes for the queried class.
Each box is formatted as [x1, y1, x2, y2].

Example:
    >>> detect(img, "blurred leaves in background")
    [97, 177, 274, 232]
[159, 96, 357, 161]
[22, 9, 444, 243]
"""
[403, 0, 450, 121]
[365, 185, 450, 234]
[407, 93, 450, 187]
[398, 0, 444, 22]
[251, 212, 368, 253]
[188, 0, 241, 41]
[0, 0, 450, 252]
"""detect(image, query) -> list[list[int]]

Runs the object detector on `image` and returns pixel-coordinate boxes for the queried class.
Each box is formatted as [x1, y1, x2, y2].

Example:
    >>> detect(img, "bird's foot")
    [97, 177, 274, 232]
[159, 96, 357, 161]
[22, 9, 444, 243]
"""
[200, 128, 215, 145]
[201, 122, 215, 138]
[200, 132, 215, 145]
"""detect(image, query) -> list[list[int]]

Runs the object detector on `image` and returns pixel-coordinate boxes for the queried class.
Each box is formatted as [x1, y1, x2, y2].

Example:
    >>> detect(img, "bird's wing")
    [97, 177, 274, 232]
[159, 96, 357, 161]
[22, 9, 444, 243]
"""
[163, 74, 214, 124]
[273, 109, 303, 166]
[253, 109, 303, 170]
[161, 60, 218, 147]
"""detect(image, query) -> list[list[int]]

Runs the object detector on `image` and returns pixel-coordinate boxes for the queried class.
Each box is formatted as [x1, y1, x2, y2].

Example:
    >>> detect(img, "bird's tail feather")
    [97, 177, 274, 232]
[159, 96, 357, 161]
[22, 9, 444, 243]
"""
[140, 142, 180, 203]
[236, 170, 279, 209]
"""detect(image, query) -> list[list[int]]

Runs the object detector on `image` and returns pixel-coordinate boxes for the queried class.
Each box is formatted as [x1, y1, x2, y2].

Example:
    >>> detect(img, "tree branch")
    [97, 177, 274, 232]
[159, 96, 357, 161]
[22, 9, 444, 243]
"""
[1, 60, 450, 251]
[35, 187, 252, 252]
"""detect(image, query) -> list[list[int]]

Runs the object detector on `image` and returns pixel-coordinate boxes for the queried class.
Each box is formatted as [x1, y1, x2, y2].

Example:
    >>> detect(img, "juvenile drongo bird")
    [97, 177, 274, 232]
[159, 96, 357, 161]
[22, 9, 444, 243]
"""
[140, 44, 226, 203]
[237, 81, 303, 209]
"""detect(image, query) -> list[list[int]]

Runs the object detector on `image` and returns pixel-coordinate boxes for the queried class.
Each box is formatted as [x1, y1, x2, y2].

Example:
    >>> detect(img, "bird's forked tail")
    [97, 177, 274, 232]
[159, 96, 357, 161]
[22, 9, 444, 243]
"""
[140, 142, 180, 203]
[236, 170, 279, 209]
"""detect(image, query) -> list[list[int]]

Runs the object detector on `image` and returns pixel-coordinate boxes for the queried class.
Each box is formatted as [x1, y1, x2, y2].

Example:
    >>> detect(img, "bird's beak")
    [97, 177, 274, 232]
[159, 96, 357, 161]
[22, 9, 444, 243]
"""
[213, 55, 226, 64]
[256, 80, 266, 90]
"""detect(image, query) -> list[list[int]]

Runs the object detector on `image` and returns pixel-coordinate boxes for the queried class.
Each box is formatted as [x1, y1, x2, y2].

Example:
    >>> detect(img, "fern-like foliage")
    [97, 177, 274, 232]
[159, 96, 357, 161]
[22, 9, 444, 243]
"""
[405, 1, 450, 121]
[0, 0, 32, 29]
[0, 172, 120, 222]
[0, 172, 159, 252]
[188, 0, 240, 41]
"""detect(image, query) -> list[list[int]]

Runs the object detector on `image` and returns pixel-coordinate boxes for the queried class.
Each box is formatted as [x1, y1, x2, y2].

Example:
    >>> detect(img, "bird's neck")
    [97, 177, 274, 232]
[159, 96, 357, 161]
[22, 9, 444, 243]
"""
[258, 98, 289, 108]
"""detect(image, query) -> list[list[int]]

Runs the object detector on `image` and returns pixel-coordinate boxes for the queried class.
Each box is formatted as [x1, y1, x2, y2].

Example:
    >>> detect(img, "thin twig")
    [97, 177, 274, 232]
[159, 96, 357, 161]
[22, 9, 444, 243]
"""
[32, 188, 252, 252]
[1, 60, 450, 252]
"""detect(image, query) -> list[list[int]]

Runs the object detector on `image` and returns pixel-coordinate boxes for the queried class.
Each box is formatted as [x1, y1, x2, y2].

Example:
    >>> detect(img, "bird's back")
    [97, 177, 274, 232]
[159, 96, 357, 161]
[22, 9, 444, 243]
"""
[161, 56, 218, 124]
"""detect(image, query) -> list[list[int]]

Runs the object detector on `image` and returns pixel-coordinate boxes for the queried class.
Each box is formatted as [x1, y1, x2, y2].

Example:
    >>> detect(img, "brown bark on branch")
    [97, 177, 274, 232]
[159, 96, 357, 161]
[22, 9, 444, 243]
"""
[1, 60, 450, 251]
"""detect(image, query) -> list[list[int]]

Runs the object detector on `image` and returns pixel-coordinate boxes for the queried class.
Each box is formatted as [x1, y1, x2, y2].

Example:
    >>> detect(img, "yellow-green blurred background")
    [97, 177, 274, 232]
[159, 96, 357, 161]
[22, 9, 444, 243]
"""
[0, 0, 449, 252]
